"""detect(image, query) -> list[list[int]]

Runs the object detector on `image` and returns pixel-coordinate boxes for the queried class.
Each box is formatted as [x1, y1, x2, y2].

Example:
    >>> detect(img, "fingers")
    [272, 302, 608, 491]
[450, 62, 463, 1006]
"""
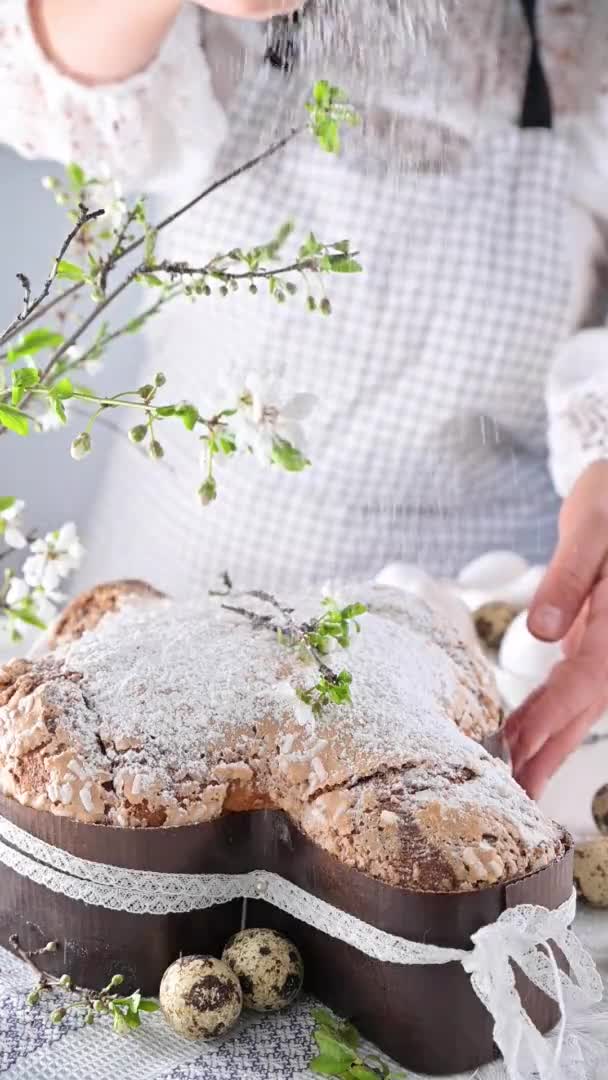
[528, 461, 608, 642]
[508, 577, 608, 795]
[561, 600, 589, 659]
[515, 702, 600, 799]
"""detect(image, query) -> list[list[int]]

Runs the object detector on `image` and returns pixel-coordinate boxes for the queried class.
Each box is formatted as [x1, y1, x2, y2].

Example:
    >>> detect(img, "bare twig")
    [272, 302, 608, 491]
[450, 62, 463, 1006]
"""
[16, 274, 32, 318]
[9, 935, 60, 987]
[0, 205, 105, 348]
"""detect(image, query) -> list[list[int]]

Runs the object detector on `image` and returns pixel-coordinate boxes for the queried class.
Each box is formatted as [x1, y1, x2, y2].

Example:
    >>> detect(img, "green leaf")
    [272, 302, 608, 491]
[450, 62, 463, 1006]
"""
[144, 228, 158, 267]
[52, 377, 74, 400]
[271, 437, 310, 472]
[328, 256, 362, 274]
[313, 80, 331, 107]
[176, 403, 199, 431]
[309, 1055, 348, 1076]
[0, 497, 15, 512]
[11, 367, 40, 405]
[49, 396, 67, 424]
[0, 404, 29, 436]
[56, 260, 86, 282]
[125, 314, 147, 335]
[313, 1031, 357, 1070]
[129, 991, 141, 1014]
[7, 329, 64, 362]
[350, 1067, 383, 1080]
[66, 162, 86, 190]
[341, 603, 367, 620]
[11, 607, 47, 630]
[136, 273, 164, 288]
[137, 999, 160, 1013]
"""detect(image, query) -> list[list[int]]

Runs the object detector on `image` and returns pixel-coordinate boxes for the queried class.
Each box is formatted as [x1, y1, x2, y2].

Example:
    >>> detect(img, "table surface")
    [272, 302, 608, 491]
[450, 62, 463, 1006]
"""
[0, 906, 606, 1080]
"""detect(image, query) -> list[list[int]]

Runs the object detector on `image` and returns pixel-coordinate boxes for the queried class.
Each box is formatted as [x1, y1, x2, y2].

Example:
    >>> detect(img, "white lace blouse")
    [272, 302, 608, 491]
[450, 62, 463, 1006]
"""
[1, 0, 608, 498]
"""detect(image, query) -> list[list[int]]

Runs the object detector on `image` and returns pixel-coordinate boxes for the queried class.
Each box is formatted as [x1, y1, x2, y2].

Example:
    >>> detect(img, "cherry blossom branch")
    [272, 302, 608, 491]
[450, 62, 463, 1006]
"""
[1, 128, 304, 347]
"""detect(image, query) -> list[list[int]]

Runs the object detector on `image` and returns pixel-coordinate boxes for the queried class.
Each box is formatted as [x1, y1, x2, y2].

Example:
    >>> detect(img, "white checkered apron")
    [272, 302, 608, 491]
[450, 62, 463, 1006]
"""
[84, 63, 573, 598]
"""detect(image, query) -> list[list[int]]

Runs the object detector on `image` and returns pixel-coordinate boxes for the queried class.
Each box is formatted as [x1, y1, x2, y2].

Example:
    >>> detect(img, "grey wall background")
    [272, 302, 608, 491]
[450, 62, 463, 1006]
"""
[0, 146, 143, 536]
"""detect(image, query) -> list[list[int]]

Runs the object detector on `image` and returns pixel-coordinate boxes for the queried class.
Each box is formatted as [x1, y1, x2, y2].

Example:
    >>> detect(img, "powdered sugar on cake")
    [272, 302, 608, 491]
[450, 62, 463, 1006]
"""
[0, 581, 564, 892]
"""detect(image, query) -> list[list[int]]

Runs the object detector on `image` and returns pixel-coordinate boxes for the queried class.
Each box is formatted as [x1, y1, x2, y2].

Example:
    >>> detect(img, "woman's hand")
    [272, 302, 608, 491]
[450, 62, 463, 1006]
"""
[507, 460, 608, 798]
[32, 0, 302, 87]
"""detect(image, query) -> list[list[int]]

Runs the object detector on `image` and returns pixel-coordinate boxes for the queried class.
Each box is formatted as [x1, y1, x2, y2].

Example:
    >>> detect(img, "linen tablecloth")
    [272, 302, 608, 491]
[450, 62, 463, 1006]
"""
[0, 907, 606, 1080]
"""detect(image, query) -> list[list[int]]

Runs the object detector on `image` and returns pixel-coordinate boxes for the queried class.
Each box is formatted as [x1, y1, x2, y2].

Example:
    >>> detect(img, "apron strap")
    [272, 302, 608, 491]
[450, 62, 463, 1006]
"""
[519, 0, 553, 129]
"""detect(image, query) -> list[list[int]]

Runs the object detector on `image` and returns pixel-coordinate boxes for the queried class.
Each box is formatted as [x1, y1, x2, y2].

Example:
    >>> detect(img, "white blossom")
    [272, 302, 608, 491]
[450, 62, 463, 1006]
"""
[33, 591, 64, 624]
[5, 577, 29, 606]
[275, 681, 316, 729]
[0, 499, 27, 549]
[38, 406, 68, 433]
[64, 344, 101, 377]
[224, 372, 317, 465]
[24, 523, 84, 593]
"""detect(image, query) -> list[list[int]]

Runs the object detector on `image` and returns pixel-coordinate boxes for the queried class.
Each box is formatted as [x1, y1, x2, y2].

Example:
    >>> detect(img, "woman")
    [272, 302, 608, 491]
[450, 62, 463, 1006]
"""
[1, 0, 608, 797]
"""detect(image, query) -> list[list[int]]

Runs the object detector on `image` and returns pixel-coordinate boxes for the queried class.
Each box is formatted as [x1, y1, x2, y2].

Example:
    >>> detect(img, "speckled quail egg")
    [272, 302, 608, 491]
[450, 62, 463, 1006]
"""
[159, 955, 242, 1039]
[592, 784, 608, 835]
[222, 928, 304, 1012]
[574, 839, 608, 908]
[473, 601, 521, 651]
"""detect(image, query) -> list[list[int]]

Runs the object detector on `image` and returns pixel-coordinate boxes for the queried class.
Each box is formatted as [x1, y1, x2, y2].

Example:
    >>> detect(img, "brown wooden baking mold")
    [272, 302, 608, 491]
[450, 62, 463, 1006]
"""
[0, 793, 572, 1075]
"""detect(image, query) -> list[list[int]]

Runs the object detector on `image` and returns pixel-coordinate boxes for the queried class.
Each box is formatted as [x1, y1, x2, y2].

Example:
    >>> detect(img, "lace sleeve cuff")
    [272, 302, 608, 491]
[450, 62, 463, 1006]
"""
[0, 2, 227, 193]
[547, 328, 608, 497]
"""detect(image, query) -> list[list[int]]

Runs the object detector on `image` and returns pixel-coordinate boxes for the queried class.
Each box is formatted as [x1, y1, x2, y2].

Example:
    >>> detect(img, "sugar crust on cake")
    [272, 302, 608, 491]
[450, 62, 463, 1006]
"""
[0, 582, 563, 893]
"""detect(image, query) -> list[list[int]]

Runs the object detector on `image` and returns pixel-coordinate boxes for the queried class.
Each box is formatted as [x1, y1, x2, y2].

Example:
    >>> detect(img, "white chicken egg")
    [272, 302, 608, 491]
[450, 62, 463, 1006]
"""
[458, 551, 529, 592]
[498, 610, 562, 683]
[375, 563, 476, 646]
[493, 665, 536, 711]
[375, 562, 437, 598]
[488, 565, 545, 609]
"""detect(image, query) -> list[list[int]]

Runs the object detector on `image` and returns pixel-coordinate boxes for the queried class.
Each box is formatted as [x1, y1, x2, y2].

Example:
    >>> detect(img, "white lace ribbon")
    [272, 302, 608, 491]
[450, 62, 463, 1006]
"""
[0, 814, 603, 1080]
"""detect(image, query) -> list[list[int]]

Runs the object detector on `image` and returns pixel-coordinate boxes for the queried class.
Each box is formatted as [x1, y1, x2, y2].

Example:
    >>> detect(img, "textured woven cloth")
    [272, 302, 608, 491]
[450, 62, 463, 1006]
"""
[0, 907, 606, 1080]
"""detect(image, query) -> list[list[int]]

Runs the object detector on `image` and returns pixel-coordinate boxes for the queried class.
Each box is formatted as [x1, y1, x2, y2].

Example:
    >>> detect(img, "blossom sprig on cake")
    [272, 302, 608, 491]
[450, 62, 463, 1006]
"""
[0, 501, 84, 642]
[219, 585, 368, 718]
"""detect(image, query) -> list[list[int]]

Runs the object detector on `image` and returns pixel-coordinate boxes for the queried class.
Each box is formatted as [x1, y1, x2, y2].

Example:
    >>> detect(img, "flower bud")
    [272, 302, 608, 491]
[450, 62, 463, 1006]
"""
[154, 372, 166, 388]
[307, 296, 317, 312]
[249, 284, 258, 296]
[109, 974, 124, 988]
[85, 1010, 95, 1025]
[137, 383, 155, 400]
[128, 425, 147, 445]
[198, 477, 217, 507]
[59, 974, 72, 990]
[149, 440, 164, 461]
[70, 432, 91, 461]
[286, 282, 297, 296]
[320, 298, 332, 316]
[51, 1008, 66, 1024]
[27, 989, 41, 1006]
